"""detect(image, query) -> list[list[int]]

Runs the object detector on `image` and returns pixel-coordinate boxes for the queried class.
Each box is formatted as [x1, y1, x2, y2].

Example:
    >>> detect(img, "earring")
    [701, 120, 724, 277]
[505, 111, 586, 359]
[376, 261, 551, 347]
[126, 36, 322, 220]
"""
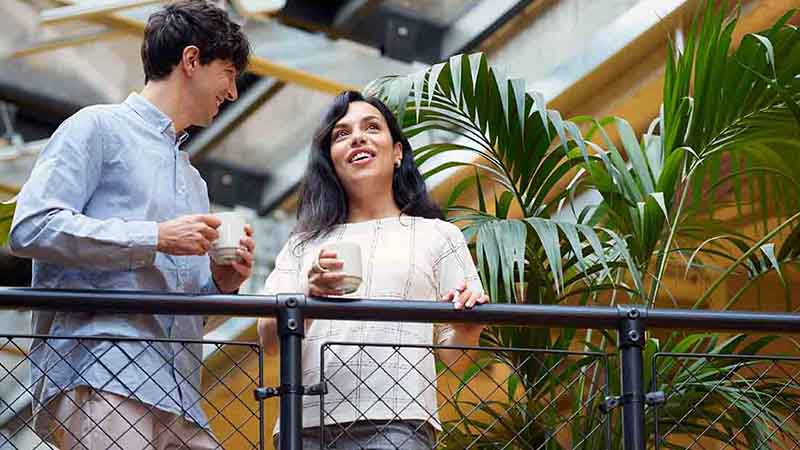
[395, 160, 401, 168]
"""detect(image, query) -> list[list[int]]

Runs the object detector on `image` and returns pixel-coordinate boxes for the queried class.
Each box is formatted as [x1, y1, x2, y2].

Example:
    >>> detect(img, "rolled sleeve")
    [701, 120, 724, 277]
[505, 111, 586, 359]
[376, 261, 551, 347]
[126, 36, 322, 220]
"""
[199, 275, 222, 295]
[127, 220, 159, 269]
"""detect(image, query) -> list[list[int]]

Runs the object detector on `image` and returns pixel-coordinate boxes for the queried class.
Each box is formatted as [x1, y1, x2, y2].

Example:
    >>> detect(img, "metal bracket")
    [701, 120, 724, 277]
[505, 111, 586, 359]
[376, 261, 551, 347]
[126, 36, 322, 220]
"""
[253, 386, 280, 400]
[599, 390, 665, 414]
[254, 383, 327, 400]
[599, 395, 620, 414]
[645, 391, 666, 406]
[304, 383, 328, 396]
[596, 391, 664, 412]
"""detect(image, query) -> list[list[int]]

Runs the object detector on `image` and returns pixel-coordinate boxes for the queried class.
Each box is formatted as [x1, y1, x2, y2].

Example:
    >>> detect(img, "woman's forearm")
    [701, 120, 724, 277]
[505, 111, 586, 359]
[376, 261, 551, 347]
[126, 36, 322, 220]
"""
[436, 324, 484, 370]
[257, 318, 279, 355]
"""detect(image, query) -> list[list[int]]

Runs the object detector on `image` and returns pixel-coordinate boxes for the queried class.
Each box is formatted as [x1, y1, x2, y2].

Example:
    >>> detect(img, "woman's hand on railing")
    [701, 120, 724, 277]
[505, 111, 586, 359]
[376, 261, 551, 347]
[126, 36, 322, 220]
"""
[438, 279, 489, 344]
[442, 280, 489, 310]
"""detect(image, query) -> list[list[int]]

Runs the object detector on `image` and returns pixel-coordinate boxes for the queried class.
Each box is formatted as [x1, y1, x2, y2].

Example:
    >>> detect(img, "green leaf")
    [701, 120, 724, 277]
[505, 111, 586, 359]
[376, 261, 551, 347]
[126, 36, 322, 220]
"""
[526, 218, 563, 295]
[445, 176, 477, 209]
[448, 54, 464, 108]
[411, 69, 426, 122]
[759, 243, 784, 285]
[427, 63, 446, 107]
[747, 33, 775, 73]
[0, 197, 16, 247]
[493, 64, 510, 131]
[531, 91, 549, 139]
[475, 219, 527, 302]
[495, 191, 514, 219]
[616, 117, 655, 193]
[510, 78, 527, 141]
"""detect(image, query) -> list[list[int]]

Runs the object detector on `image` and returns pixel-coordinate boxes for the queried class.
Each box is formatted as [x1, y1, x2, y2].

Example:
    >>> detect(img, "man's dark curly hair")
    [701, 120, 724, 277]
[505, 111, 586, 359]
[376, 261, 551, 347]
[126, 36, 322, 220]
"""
[141, 0, 250, 83]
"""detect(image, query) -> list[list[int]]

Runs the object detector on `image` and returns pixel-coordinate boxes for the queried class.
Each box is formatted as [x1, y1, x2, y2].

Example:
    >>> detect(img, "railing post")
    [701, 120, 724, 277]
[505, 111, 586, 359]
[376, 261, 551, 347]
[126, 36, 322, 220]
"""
[618, 306, 646, 450]
[277, 294, 305, 450]
[258, 344, 266, 450]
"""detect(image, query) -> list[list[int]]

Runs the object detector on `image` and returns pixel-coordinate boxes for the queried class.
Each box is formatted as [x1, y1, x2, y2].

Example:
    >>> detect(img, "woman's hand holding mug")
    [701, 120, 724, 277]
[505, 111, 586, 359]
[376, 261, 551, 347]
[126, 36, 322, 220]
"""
[308, 242, 363, 296]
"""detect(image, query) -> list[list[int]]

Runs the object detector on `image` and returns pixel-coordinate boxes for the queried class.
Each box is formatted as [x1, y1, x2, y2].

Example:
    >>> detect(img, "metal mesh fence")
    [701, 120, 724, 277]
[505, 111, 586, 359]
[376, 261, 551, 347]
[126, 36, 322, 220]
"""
[651, 352, 800, 450]
[316, 342, 612, 450]
[0, 335, 262, 450]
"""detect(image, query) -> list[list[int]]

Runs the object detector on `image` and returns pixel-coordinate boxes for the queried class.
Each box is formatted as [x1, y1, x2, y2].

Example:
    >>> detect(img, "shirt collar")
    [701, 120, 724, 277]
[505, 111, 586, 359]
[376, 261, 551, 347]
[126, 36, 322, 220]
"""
[124, 92, 189, 144]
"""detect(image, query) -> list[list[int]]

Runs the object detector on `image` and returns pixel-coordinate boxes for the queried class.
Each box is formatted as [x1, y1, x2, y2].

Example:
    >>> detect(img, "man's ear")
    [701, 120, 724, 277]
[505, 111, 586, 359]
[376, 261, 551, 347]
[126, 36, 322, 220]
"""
[181, 45, 201, 76]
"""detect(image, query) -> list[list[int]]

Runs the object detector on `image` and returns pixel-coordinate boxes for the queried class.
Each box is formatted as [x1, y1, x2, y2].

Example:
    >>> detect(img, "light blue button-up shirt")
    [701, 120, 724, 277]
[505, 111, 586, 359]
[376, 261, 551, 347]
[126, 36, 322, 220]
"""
[9, 93, 219, 427]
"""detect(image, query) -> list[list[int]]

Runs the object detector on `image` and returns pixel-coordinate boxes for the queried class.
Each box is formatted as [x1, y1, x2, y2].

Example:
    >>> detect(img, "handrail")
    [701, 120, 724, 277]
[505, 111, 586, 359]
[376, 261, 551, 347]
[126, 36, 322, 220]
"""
[1, 287, 800, 332]
[3, 287, 800, 450]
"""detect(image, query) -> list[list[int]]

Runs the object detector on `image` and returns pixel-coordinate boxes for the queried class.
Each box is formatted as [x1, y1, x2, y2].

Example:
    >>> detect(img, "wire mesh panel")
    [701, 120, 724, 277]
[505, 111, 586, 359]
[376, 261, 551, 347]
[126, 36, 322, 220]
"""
[651, 352, 800, 450]
[317, 342, 611, 450]
[0, 335, 262, 450]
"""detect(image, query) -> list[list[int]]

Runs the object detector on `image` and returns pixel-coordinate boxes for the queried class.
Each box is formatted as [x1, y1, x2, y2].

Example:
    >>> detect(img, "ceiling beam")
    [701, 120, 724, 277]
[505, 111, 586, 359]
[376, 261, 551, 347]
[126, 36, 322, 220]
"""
[9, 27, 126, 59]
[442, 0, 537, 58]
[257, 144, 307, 215]
[47, 0, 418, 95]
[229, 0, 286, 18]
[41, 0, 162, 25]
[333, 0, 383, 31]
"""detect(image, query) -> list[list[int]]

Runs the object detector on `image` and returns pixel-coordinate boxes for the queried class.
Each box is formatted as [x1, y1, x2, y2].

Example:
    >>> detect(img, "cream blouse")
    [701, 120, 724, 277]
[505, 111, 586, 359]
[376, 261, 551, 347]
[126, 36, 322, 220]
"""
[263, 215, 482, 431]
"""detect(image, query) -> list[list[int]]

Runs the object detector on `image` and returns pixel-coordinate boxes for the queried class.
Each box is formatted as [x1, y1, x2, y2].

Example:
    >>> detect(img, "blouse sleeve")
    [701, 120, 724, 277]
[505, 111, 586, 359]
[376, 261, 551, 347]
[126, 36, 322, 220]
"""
[433, 221, 484, 345]
[433, 221, 483, 299]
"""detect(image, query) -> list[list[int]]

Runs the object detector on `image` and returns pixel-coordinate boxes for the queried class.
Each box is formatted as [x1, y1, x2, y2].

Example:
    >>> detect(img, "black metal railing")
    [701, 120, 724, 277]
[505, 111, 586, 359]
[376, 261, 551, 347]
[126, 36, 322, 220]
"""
[1, 288, 800, 450]
[651, 352, 800, 450]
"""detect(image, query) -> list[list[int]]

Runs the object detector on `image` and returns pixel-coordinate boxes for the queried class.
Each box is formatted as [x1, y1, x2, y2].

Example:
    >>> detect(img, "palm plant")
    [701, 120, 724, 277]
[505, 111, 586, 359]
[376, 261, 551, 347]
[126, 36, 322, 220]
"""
[368, 1, 800, 448]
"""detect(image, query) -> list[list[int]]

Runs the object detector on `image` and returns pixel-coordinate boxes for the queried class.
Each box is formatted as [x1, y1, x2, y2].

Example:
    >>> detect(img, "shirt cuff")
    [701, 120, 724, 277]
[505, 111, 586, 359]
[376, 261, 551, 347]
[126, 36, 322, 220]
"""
[128, 220, 158, 270]
[201, 276, 222, 295]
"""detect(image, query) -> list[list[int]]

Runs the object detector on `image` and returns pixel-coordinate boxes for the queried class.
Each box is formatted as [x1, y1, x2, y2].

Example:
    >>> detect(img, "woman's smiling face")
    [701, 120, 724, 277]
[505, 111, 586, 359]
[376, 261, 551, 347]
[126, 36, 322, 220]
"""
[329, 101, 402, 196]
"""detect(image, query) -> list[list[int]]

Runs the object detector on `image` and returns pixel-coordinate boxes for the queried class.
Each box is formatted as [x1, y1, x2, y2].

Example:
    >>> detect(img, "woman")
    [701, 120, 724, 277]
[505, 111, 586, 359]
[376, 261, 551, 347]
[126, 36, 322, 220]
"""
[258, 91, 488, 450]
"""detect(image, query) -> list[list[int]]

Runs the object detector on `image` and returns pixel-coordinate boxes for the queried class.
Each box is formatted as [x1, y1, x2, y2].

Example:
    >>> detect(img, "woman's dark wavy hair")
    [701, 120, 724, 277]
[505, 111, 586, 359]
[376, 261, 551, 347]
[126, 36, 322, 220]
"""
[295, 91, 443, 247]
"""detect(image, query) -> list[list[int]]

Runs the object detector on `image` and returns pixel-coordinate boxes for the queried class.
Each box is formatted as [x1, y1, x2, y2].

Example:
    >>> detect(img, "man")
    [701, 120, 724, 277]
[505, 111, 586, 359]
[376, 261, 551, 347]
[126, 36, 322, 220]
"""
[8, 1, 253, 449]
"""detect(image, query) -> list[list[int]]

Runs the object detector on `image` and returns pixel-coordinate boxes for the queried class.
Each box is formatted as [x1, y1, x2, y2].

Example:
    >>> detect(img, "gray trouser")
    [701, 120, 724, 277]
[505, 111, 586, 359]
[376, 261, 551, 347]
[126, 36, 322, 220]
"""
[276, 420, 435, 450]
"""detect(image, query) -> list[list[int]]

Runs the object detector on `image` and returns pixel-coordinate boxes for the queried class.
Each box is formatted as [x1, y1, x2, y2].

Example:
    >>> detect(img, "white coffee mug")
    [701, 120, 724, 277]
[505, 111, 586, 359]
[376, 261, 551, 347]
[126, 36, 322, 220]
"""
[319, 242, 363, 294]
[209, 212, 246, 265]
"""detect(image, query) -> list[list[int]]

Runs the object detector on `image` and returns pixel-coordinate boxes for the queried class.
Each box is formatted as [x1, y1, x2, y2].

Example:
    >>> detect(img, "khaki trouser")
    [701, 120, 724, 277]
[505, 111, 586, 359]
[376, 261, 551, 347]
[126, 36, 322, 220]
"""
[37, 387, 218, 450]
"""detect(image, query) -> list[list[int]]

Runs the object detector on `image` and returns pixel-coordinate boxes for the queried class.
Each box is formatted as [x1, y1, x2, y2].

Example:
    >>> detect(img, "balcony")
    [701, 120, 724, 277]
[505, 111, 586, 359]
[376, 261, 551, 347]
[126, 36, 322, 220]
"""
[1, 289, 799, 449]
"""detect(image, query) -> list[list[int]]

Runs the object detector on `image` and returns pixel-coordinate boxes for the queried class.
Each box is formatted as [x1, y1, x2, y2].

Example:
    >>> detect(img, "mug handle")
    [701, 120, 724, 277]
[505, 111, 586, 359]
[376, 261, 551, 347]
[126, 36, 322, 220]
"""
[313, 249, 330, 273]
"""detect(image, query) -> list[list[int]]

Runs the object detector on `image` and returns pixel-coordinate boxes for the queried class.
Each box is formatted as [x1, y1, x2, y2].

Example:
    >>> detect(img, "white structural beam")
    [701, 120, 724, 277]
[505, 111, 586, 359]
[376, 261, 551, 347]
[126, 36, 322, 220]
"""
[441, 0, 535, 58]
[230, 0, 286, 18]
[47, 0, 420, 94]
[9, 27, 126, 58]
[41, 0, 163, 25]
[528, 0, 689, 104]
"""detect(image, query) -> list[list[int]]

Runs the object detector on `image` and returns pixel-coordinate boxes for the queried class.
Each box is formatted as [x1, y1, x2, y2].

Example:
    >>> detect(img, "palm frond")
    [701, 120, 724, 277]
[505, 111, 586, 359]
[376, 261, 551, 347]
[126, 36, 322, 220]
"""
[367, 54, 641, 302]
[664, 3, 800, 229]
